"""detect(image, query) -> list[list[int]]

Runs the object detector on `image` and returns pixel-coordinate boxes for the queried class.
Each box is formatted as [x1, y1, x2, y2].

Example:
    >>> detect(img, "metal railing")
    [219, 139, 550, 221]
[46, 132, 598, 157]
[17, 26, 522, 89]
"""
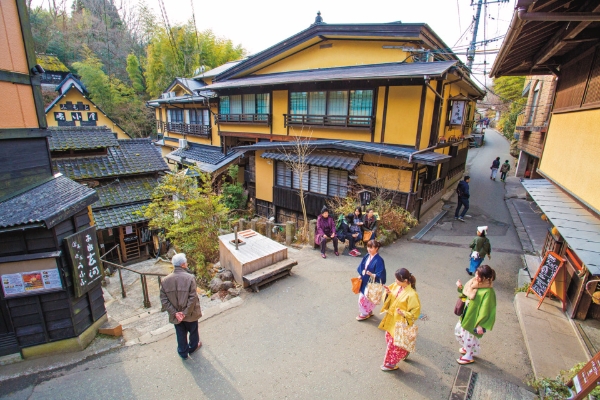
[156, 120, 211, 137]
[283, 114, 373, 130]
[101, 245, 167, 308]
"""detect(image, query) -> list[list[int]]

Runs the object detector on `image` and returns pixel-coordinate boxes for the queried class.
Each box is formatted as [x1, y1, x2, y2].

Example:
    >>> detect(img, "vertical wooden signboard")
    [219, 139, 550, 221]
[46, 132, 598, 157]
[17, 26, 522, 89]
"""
[526, 251, 566, 310]
[64, 226, 103, 298]
[567, 350, 600, 399]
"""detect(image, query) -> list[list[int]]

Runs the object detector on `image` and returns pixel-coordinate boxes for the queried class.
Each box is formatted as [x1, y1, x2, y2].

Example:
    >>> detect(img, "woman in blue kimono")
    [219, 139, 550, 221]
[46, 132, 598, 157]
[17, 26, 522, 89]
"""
[356, 240, 386, 321]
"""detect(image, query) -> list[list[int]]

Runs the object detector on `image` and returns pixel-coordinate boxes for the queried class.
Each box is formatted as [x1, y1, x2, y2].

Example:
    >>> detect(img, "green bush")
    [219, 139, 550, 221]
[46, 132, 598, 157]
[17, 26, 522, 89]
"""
[221, 165, 247, 212]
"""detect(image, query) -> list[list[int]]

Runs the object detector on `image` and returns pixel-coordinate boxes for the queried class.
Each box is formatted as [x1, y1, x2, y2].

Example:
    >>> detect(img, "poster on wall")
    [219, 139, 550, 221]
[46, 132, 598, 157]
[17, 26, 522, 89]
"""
[450, 100, 467, 125]
[64, 226, 104, 298]
[1, 268, 63, 297]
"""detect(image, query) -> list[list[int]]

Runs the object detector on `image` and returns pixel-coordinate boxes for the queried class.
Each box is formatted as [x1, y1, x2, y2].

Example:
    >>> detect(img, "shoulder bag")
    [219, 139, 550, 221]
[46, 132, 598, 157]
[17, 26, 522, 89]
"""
[394, 316, 418, 353]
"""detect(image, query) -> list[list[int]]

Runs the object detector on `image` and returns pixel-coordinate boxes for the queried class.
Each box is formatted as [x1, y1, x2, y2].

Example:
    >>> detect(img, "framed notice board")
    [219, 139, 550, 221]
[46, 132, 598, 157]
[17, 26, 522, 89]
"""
[64, 226, 104, 298]
[527, 251, 566, 310]
[568, 350, 600, 399]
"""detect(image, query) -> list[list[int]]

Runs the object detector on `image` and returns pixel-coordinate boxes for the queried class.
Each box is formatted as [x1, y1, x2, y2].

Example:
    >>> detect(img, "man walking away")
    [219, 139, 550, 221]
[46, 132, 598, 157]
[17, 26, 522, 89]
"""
[160, 253, 203, 360]
[455, 176, 471, 222]
[490, 157, 500, 181]
[500, 160, 511, 182]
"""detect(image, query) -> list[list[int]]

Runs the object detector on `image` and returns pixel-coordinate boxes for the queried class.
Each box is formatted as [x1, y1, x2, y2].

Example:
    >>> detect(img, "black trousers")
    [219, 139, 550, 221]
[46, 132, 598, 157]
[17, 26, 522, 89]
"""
[320, 237, 339, 254]
[174, 320, 199, 358]
[455, 197, 469, 218]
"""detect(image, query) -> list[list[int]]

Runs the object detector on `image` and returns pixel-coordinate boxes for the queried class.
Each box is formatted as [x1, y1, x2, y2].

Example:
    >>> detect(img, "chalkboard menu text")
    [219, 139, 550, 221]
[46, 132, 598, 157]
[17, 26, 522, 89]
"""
[527, 252, 566, 310]
[64, 226, 104, 297]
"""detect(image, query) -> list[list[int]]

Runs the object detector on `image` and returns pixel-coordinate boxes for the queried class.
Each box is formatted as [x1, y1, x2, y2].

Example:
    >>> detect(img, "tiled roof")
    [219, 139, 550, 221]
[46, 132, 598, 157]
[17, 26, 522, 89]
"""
[93, 202, 149, 230]
[262, 152, 360, 171]
[0, 175, 98, 229]
[166, 143, 241, 173]
[53, 139, 169, 179]
[193, 60, 242, 79]
[48, 126, 118, 151]
[92, 176, 159, 209]
[205, 61, 459, 90]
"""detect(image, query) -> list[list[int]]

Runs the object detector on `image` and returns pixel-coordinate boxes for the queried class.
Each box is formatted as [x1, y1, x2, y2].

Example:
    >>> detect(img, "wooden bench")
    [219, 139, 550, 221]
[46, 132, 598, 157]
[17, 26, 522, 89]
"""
[243, 259, 298, 292]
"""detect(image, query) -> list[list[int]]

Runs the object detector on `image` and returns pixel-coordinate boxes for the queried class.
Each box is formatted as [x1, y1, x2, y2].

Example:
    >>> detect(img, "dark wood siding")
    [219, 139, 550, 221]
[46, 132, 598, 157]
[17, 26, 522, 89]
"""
[0, 138, 52, 200]
[273, 186, 329, 217]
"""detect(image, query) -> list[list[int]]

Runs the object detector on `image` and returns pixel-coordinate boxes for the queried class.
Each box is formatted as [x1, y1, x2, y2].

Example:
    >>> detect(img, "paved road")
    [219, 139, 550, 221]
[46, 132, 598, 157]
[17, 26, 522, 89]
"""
[3, 130, 533, 399]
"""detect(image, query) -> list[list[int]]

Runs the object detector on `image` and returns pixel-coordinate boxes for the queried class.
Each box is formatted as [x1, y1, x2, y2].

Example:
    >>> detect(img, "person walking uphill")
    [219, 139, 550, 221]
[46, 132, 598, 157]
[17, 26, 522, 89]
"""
[490, 157, 500, 181]
[467, 226, 491, 276]
[356, 240, 386, 321]
[160, 253, 203, 360]
[455, 176, 470, 222]
[500, 160, 511, 182]
[455, 265, 497, 365]
[378, 268, 420, 371]
[316, 206, 338, 259]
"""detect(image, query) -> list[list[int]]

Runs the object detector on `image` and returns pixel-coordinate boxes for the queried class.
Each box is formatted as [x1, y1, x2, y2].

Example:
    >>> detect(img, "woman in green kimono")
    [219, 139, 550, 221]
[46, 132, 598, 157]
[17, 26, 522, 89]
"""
[455, 264, 496, 364]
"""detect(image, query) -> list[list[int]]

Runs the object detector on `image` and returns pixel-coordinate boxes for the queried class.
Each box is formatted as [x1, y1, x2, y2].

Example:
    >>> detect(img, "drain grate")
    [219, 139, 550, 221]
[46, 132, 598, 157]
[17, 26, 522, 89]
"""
[450, 365, 478, 400]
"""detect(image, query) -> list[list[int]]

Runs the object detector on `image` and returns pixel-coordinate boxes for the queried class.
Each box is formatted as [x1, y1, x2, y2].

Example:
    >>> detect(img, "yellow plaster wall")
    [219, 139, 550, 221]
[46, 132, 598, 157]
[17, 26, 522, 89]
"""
[356, 165, 412, 192]
[539, 109, 600, 212]
[272, 90, 287, 136]
[373, 87, 386, 143]
[46, 90, 129, 139]
[0, 1, 28, 74]
[419, 87, 436, 150]
[255, 40, 414, 75]
[383, 86, 422, 146]
[0, 82, 38, 128]
[162, 131, 212, 146]
[255, 150, 273, 202]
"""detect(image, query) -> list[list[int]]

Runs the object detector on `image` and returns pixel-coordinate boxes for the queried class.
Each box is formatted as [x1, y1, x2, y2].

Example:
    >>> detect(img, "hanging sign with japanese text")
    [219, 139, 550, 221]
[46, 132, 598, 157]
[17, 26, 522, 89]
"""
[64, 226, 104, 297]
[450, 100, 467, 125]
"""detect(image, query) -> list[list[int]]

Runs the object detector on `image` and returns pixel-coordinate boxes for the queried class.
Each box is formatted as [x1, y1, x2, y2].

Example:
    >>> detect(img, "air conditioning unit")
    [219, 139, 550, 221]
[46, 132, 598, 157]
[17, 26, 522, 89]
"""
[178, 139, 188, 148]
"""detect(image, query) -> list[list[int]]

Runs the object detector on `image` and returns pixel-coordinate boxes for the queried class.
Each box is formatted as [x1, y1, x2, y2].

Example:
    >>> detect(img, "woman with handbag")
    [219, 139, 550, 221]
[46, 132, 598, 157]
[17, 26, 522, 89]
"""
[315, 206, 338, 259]
[467, 226, 491, 276]
[355, 240, 386, 321]
[362, 209, 377, 241]
[455, 264, 497, 365]
[378, 268, 420, 371]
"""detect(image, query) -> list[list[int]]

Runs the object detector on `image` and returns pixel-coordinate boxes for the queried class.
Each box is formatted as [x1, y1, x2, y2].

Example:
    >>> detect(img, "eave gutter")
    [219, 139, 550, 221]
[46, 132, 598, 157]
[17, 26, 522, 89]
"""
[517, 8, 600, 22]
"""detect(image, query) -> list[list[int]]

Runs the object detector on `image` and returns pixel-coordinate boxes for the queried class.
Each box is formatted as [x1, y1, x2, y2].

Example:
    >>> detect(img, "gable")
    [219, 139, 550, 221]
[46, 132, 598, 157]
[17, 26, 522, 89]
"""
[169, 84, 189, 96]
[254, 40, 420, 75]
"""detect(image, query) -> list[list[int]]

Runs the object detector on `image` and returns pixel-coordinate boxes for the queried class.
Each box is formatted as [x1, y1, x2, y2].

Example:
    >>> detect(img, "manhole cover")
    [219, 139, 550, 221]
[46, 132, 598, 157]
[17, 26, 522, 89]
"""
[450, 365, 477, 400]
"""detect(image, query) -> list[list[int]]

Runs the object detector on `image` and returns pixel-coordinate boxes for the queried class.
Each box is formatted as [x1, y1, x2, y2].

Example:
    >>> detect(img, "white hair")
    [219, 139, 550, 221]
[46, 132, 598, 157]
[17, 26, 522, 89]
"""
[172, 253, 187, 267]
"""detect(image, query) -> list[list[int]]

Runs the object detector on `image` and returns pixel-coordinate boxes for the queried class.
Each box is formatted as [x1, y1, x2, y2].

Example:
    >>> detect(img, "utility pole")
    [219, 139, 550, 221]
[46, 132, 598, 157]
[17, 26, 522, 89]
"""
[467, 0, 483, 71]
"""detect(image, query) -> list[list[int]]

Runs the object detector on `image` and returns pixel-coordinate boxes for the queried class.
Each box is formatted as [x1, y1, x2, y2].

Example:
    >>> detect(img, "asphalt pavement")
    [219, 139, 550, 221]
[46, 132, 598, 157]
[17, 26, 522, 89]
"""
[2, 130, 534, 399]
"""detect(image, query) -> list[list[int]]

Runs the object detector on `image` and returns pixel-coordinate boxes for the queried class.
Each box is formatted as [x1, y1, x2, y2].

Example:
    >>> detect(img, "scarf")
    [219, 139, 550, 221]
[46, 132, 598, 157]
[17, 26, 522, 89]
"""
[462, 277, 493, 300]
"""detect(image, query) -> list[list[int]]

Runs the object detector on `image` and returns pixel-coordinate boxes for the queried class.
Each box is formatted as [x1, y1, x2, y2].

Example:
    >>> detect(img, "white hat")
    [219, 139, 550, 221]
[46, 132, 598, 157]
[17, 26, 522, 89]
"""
[477, 226, 488, 233]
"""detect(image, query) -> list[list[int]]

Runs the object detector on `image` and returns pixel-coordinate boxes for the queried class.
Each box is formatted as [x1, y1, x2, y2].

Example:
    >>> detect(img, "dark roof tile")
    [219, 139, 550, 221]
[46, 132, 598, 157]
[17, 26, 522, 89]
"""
[92, 176, 159, 209]
[48, 126, 118, 151]
[93, 202, 149, 230]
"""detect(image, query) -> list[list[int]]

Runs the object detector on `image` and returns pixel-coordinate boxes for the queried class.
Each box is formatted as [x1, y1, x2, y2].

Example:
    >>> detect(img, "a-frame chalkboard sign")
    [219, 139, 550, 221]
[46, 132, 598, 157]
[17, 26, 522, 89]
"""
[526, 251, 566, 310]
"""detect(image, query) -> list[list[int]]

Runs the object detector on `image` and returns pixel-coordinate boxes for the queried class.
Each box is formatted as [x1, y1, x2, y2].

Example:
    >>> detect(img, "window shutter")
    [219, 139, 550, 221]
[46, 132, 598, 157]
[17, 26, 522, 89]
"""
[310, 167, 328, 194]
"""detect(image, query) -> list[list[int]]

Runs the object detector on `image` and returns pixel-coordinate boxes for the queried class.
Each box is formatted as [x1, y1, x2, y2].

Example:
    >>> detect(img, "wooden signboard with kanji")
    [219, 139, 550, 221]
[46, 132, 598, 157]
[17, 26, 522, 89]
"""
[567, 350, 600, 399]
[64, 226, 104, 297]
[526, 251, 566, 310]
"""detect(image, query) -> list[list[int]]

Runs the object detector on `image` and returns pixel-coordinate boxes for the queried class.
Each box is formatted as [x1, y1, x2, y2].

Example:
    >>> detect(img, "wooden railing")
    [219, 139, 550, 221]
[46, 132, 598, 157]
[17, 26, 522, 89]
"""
[421, 178, 445, 203]
[156, 120, 211, 137]
[216, 114, 270, 124]
[283, 114, 374, 130]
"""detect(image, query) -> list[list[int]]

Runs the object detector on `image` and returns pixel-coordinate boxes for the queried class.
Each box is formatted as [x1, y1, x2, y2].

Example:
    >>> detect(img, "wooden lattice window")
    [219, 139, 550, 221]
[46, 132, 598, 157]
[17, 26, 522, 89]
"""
[583, 49, 600, 107]
[554, 50, 595, 111]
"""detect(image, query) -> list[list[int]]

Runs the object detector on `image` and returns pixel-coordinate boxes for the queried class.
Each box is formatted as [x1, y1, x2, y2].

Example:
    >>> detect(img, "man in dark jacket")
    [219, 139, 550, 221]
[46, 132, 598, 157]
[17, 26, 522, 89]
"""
[160, 253, 203, 360]
[455, 176, 471, 222]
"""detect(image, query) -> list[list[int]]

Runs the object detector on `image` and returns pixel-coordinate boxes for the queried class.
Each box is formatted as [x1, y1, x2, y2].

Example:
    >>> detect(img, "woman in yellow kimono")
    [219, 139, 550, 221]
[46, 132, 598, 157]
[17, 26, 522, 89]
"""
[378, 268, 421, 371]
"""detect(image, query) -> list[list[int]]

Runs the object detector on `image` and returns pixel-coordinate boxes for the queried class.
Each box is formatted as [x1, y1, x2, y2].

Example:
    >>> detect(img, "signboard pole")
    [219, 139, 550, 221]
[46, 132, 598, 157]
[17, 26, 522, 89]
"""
[526, 251, 566, 310]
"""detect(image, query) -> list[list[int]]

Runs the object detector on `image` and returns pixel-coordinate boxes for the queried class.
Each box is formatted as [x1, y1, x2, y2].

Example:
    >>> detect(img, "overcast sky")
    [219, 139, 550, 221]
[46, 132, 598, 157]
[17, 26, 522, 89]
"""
[32, 0, 517, 87]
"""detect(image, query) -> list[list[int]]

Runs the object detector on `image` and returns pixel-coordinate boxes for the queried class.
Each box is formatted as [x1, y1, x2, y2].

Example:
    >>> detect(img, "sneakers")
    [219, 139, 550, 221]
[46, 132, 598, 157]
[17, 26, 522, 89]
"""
[321, 253, 326, 259]
[334, 251, 339, 256]
[350, 249, 360, 257]
[457, 217, 465, 222]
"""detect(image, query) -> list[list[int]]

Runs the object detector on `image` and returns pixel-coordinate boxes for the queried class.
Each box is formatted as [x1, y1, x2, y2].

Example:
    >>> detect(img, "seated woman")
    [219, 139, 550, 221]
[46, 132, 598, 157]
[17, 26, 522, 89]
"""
[336, 213, 350, 245]
[315, 206, 338, 259]
[362, 209, 378, 241]
[347, 209, 363, 257]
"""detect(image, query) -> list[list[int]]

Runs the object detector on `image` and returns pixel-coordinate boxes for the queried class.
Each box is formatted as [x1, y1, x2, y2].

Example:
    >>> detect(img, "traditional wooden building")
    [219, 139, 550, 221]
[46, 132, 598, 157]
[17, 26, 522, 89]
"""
[202, 16, 484, 222]
[0, 0, 107, 358]
[491, 0, 600, 322]
[36, 53, 70, 90]
[45, 74, 130, 139]
[513, 75, 558, 179]
[49, 127, 170, 264]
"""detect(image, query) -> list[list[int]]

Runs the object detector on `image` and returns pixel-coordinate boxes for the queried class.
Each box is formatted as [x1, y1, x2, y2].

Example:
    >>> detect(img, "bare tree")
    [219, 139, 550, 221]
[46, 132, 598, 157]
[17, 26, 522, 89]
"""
[280, 128, 314, 243]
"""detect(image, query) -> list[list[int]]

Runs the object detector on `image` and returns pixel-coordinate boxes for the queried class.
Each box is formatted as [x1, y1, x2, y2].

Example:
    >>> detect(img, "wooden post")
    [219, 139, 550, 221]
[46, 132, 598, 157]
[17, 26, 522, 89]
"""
[251, 218, 258, 231]
[118, 226, 127, 263]
[239, 218, 246, 231]
[266, 221, 273, 240]
[286, 221, 294, 246]
[308, 219, 316, 246]
[118, 267, 126, 298]
[234, 225, 239, 250]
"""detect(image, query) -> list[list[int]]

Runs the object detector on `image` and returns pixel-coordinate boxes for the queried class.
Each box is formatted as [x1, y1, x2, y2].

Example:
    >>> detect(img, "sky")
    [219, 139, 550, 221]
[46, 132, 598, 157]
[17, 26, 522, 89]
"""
[31, 0, 517, 88]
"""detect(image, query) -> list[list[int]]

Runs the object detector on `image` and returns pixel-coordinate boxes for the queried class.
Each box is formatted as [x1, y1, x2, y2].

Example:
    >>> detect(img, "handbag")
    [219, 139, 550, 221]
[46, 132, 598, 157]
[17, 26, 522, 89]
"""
[363, 230, 373, 242]
[454, 298, 465, 316]
[351, 277, 361, 295]
[393, 317, 418, 353]
[365, 275, 383, 305]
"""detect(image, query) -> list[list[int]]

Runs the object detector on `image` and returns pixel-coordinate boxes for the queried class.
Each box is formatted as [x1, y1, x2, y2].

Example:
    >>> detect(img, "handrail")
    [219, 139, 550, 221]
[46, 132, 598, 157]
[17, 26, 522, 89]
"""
[283, 114, 373, 130]
[100, 245, 167, 308]
[216, 113, 270, 124]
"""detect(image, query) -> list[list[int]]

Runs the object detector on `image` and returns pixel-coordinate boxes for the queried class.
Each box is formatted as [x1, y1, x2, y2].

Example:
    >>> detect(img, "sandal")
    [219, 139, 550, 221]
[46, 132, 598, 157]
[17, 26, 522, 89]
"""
[356, 313, 372, 321]
[321, 253, 326, 259]
[381, 364, 399, 371]
[457, 357, 474, 365]
[459, 347, 466, 355]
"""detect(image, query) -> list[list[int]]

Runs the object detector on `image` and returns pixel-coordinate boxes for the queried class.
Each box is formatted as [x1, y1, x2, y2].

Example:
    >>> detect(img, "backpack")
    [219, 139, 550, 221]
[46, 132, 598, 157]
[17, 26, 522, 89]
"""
[456, 184, 464, 197]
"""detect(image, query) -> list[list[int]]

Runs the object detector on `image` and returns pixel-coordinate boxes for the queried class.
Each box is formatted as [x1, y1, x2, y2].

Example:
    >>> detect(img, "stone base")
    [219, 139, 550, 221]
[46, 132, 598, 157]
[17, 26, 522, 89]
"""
[98, 318, 123, 337]
[21, 313, 108, 359]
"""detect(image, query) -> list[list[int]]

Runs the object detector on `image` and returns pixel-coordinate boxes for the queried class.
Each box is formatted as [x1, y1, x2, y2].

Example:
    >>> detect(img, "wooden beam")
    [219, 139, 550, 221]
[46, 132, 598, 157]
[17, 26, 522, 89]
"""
[414, 85, 428, 150]
[380, 86, 389, 143]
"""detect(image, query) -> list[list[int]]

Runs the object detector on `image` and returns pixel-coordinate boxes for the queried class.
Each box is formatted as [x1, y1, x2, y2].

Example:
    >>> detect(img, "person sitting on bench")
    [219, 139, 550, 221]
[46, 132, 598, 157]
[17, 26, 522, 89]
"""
[316, 206, 338, 259]
[362, 208, 378, 241]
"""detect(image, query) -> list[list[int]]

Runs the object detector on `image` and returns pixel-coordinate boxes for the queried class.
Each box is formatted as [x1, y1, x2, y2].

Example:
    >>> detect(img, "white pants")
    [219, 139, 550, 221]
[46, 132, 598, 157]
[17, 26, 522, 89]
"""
[490, 168, 498, 179]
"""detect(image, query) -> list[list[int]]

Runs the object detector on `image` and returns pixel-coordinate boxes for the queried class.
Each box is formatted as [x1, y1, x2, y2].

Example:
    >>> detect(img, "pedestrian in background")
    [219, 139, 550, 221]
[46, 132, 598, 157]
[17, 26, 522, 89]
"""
[455, 265, 497, 365]
[454, 176, 470, 222]
[356, 240, 386, 321]
[490, 157, 500, 181]
[378, 268, 420, 371]
[316, 206, 338, 258]
[500, 160, 511, 182]
[467, 226, 491, 276]
[160, 253, 203, 360]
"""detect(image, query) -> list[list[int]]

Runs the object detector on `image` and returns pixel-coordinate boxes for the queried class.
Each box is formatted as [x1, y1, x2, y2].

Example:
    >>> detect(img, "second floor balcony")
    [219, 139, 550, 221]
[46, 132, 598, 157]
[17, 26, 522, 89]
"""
[157, 120, 211, 138]
[283, 114, 374, 131]
[216, 114, 270, 125]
